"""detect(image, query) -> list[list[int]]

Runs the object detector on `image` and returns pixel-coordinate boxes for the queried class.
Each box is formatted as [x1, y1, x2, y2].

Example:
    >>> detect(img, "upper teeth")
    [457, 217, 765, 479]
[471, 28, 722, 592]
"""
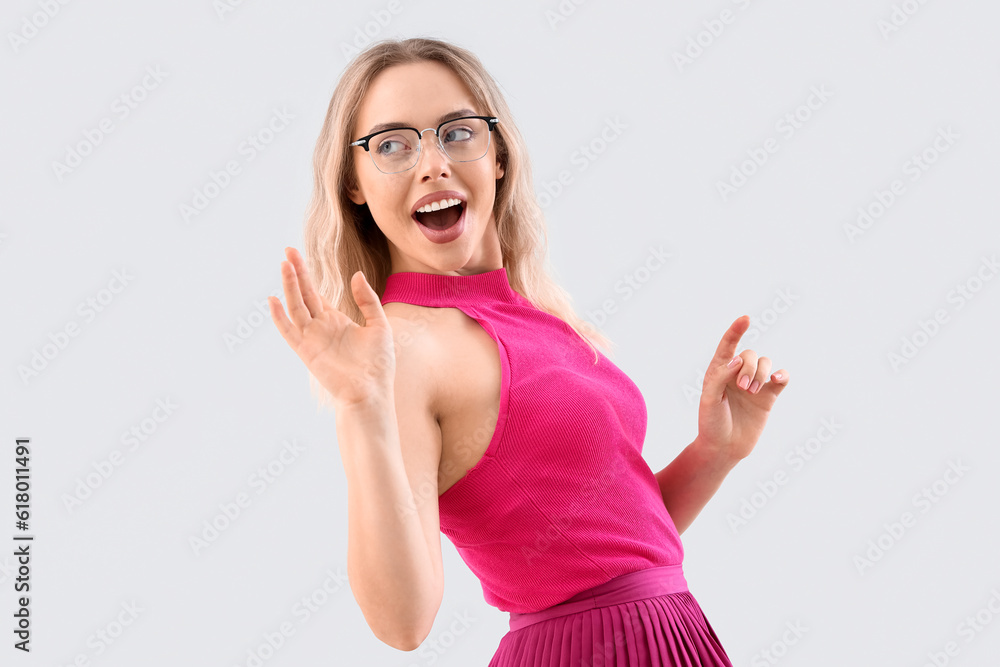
[416, 198, 462, 214]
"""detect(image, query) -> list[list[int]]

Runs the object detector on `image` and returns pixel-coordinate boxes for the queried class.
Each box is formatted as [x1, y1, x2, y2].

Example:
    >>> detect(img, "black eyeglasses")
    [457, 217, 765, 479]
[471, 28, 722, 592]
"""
[350, 115, 500, 174]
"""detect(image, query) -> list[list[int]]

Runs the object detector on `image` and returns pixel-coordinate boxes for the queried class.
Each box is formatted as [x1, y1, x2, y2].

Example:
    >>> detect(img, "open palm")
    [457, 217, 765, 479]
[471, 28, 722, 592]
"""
[268, 247, 396, 408]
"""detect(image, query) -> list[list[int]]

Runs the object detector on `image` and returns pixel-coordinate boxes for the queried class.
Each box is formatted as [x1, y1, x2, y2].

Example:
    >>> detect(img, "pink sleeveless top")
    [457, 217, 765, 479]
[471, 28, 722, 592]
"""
[380, 267, 684, 613]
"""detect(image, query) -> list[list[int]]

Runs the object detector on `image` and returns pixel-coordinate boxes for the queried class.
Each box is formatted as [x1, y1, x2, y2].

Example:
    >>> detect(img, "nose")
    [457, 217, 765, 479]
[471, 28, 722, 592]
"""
[414, 128, 450, 169]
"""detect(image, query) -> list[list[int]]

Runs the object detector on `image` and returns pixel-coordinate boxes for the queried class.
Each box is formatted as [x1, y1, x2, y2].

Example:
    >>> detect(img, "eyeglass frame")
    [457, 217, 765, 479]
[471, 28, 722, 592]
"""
[349, 115, 500, 174]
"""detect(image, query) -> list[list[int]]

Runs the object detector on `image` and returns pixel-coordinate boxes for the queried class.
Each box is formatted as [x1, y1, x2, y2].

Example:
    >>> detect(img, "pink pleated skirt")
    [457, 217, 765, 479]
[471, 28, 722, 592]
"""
[488, 564, 733, 667]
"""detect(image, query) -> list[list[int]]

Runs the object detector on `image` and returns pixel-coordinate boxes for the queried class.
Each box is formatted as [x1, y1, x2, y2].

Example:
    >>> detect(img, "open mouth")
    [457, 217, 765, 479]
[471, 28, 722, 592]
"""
[413, 202, 464, 230]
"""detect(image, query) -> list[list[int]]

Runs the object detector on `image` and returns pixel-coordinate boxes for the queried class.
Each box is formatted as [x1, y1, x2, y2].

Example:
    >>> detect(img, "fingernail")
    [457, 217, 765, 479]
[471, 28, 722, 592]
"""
[728, 356, 740, 368]
[773, 372, 782, 380]
[749, 380, 759, 393]
[738, 375, 750, 389]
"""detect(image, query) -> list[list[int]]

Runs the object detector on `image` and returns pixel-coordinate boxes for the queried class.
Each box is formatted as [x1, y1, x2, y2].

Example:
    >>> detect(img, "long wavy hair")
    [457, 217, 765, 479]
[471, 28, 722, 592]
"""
[301, 37, 616, 409]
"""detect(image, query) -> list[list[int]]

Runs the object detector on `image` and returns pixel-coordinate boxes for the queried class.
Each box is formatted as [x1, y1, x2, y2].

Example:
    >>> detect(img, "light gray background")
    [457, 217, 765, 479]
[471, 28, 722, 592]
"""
[2, 1, 998, 665]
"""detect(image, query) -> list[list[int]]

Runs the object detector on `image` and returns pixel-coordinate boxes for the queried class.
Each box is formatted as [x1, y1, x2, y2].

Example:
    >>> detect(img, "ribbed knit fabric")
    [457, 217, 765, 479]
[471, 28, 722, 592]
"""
[380, 267, 685, 615]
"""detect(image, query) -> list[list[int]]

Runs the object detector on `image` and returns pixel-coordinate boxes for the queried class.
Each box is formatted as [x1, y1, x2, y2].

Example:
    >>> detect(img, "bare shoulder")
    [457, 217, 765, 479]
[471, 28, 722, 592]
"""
[380, 302, 474, 420]
[382, 302, 444, 397]
[381, 300, 447, 419]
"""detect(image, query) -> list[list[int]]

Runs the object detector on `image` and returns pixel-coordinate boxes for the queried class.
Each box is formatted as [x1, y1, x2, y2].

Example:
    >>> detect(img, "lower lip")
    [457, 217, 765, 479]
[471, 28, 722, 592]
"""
[414, 205, 466, 244]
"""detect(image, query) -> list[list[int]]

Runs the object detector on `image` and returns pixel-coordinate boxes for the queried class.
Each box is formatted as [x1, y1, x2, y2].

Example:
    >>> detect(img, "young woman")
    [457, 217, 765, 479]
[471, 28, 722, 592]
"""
[268, 37, 789, 665]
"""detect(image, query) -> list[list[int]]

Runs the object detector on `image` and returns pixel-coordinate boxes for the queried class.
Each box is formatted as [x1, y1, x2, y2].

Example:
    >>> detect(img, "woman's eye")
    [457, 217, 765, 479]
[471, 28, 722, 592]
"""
[444, 127, 472, 143]
[376, 140, 403, 155]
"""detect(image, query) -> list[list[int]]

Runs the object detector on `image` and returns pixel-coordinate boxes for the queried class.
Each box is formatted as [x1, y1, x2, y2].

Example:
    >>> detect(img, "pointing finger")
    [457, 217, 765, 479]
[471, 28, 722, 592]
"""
[713, 315, 750, 367]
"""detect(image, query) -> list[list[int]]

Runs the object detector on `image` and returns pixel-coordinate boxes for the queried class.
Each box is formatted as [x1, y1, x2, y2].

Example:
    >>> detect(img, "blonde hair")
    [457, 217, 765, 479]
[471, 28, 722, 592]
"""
[301, 36, 616, 409]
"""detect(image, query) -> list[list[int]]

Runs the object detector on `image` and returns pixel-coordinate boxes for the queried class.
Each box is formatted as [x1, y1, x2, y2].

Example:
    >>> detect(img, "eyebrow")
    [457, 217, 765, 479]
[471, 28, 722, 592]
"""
[366, 108, 479, 136]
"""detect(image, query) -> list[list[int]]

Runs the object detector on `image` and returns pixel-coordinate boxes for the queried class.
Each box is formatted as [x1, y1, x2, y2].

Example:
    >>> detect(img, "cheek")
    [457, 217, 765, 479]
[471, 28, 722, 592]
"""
[369, 187, 404, 218]
[474, 171, 498, 209]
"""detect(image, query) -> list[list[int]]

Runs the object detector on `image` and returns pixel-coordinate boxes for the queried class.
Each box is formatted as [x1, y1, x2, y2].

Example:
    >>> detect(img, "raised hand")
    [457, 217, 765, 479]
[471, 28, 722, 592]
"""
[697, 315, 790, 463]
[268, 247, 396, 409]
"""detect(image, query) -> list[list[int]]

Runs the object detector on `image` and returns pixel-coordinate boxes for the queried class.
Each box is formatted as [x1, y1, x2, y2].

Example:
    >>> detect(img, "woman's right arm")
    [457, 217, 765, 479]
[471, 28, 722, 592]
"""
[268, 247, 443, 651]
[335, 319, 444, 652]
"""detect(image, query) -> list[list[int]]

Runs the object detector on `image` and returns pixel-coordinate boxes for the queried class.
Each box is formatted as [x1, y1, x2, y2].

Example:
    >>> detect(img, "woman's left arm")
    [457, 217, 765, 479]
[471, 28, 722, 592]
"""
[654, 315, 790, 535]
